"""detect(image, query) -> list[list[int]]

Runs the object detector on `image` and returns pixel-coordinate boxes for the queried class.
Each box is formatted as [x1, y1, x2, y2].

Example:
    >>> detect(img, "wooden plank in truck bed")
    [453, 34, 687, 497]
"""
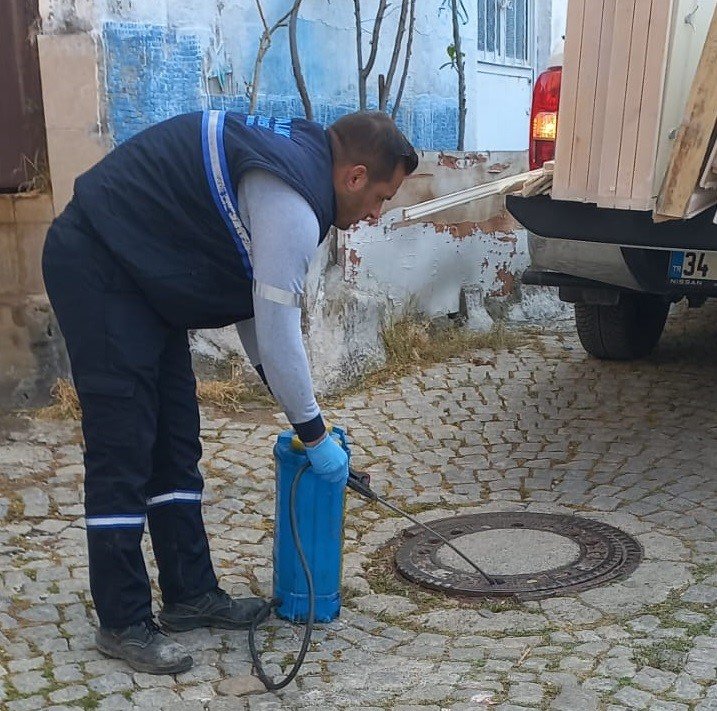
[613, 0, 653, 209]
[568, 0, 608, 201]
[586, 0, 616, 202]
[656, 4, 717, 218]
[653, 0, 717, 201]
[630, 0, 675, 209]
[552, 0, 585, 201]
[597, 0, 637, 208]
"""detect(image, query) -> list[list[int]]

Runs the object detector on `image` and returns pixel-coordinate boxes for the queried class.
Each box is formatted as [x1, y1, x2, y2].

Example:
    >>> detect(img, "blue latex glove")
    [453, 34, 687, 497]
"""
[305, 433, 349, 485]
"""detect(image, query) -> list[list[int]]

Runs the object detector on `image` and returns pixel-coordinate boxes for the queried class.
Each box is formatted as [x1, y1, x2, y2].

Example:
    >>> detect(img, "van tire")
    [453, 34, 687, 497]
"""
[574, 293, 669, 360]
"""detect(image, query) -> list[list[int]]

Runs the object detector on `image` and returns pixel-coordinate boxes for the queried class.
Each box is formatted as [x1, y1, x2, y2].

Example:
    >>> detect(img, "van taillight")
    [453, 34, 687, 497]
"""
[529, 66, 562, 170]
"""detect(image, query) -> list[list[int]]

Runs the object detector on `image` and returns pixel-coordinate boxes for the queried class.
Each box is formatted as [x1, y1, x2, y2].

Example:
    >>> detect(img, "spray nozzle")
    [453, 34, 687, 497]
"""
[347, 468, 377, 500]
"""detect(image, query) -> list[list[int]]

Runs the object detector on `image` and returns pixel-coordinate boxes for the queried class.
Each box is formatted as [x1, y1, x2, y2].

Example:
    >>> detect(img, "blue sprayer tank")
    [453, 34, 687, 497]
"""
[273, 426, 349, 623]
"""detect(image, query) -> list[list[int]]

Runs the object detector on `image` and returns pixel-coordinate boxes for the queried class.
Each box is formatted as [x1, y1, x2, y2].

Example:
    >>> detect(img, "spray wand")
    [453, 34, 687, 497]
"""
[346, 468, 496, 586]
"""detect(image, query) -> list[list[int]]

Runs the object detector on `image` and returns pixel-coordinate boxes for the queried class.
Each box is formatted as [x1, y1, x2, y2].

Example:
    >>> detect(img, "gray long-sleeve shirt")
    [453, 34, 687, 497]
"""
[234, 169, 324, 441]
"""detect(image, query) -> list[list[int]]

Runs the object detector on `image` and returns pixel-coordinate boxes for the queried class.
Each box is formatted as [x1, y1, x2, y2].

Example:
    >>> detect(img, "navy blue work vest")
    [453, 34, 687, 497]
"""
[73, 111, 336, 329]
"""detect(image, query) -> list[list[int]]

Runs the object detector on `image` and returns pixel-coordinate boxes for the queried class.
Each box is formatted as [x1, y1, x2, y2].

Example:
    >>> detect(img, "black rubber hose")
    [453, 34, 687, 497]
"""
[248, 463, 314, 691]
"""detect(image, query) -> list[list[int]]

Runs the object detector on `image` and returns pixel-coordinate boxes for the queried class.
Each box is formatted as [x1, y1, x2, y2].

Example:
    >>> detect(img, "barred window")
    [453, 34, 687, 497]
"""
[477, 0, 530, 65]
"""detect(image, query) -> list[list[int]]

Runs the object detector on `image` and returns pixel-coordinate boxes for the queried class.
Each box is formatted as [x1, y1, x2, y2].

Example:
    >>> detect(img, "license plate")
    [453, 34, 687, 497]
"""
[668, 250, 717, 285]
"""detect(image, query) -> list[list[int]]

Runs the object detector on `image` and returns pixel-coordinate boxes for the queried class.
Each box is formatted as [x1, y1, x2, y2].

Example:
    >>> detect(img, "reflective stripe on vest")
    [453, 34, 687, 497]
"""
[201, 110, 254, 279]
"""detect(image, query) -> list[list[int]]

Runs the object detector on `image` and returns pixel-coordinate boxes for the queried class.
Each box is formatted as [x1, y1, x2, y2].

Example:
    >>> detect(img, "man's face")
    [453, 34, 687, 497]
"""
[333, 163, 407, 230]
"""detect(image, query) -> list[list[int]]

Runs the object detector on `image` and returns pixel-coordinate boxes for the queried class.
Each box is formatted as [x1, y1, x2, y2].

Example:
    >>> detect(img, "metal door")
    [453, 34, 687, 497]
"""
[0, 0, 47, 192]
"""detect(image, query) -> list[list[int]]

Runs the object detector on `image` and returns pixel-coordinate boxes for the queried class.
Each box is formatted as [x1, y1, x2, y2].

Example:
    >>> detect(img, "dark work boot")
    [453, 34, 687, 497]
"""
[95, 618, 193, 674]
[159, 587, 269, 632]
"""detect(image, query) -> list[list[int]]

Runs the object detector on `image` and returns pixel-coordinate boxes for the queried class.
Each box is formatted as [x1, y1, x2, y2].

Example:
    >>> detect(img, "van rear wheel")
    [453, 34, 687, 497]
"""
[574, 293, 669, 360]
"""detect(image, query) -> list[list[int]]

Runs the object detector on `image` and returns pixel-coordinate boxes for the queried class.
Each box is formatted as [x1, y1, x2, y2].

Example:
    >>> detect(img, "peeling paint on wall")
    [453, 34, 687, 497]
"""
[438, 152, 489, 169]
[475, 211, 521, 235]
[341, 205, 531, 317]
[492, 267, 517, 297]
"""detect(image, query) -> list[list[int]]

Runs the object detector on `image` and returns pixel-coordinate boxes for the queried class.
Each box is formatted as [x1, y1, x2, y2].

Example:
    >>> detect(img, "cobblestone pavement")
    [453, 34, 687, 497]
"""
[1, 300, 716, 711]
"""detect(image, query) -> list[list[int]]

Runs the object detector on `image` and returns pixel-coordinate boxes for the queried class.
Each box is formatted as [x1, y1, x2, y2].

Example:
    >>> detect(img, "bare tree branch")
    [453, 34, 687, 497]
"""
[289, 0, 313, 120]
[362, 0, 387, 78]
[358, 0, 387, 109]
[248, 3, 293, 113]
[270, 8, 293, 34]
[450, 0, 466, 149]
[379, 0, 409, 111]
[255, 0, 270, 33]
[392, 0, 415, 119]
[353, 0, 364, 109]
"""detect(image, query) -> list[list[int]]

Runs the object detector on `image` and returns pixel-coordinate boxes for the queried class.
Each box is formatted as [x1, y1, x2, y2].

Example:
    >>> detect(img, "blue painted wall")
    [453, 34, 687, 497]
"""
[103, 21, 458, 150]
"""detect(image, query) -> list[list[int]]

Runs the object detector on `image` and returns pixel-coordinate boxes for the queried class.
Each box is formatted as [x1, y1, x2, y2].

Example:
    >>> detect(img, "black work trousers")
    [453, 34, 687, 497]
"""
[42, 201, 217, 628]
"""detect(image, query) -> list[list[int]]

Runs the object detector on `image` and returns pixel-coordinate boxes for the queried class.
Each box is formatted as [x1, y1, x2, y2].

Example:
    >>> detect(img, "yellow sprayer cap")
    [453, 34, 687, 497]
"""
[291, 423, 334, 452]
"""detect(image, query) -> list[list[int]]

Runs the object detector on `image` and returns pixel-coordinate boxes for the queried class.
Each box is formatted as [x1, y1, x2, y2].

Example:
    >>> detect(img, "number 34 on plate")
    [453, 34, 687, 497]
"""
[668, 250, 717, 282]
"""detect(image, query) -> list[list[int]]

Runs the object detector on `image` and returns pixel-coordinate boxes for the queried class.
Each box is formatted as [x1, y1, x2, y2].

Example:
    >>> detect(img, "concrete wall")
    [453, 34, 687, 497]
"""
[0, 194, 69, 409]
[551, 0, 568, 55]
[37, 32, 108, 216]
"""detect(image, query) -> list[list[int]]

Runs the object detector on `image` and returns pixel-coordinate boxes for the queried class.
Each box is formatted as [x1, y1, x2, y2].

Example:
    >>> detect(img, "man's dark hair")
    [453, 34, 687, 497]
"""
[329, 111, 419, 182]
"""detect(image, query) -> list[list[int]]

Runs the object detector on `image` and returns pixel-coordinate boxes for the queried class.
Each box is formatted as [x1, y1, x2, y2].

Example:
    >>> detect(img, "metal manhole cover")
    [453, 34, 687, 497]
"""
[394, 512, 643, 601]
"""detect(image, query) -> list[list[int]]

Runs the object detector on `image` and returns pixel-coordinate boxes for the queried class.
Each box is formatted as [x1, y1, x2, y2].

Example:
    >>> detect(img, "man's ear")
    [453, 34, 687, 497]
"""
[346, 164, 369, 192]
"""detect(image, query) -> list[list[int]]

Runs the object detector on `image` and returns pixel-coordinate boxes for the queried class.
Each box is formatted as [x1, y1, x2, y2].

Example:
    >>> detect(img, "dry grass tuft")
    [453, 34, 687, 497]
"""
[352, 314, 529, 391]
[195, 360, 273, 411]
[37, 379, 82, 420]
[37, 365, 273, 420]
[195, 378, 271, 411]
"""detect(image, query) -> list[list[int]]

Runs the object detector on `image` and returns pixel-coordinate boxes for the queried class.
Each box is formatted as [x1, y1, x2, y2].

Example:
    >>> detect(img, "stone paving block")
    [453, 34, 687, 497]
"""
[672, 673, 704, 700]
[540, 598, 604, 626]
[574, 641, 610, 656]
[559, 655, 595, 672]
[11, 670, 49, 695]
[613, 686, 655, 709]
[583, 677, 618, 693]
[97, 696, 134, 711]
[507, 681, 543, 705]
[87, 671, 134, 694]
[132, 687, 183, 706]
[52, 662, 83, 683]
[552, 685, 600, 711]
[596, 657, 637, 678]
[685, 663, 717, 682]
[20, 487, 50, 517]
[632, 666, 677, 693]
[180, 681, 216, 701]
[650, 702, 689, 711]
[682, 584, 717, 605]
[7, 695, 47, 711]
[7, 657, 43, 673]
[696, 688, 717, 711]
[395, 683, 456, 704]
[48, 684, 88, 703]
[628, 615, 661, 633]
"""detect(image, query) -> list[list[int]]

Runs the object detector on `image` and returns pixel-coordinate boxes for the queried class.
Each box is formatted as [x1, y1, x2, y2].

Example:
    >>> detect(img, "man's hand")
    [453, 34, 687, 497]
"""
[305, 433, 349, 485]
